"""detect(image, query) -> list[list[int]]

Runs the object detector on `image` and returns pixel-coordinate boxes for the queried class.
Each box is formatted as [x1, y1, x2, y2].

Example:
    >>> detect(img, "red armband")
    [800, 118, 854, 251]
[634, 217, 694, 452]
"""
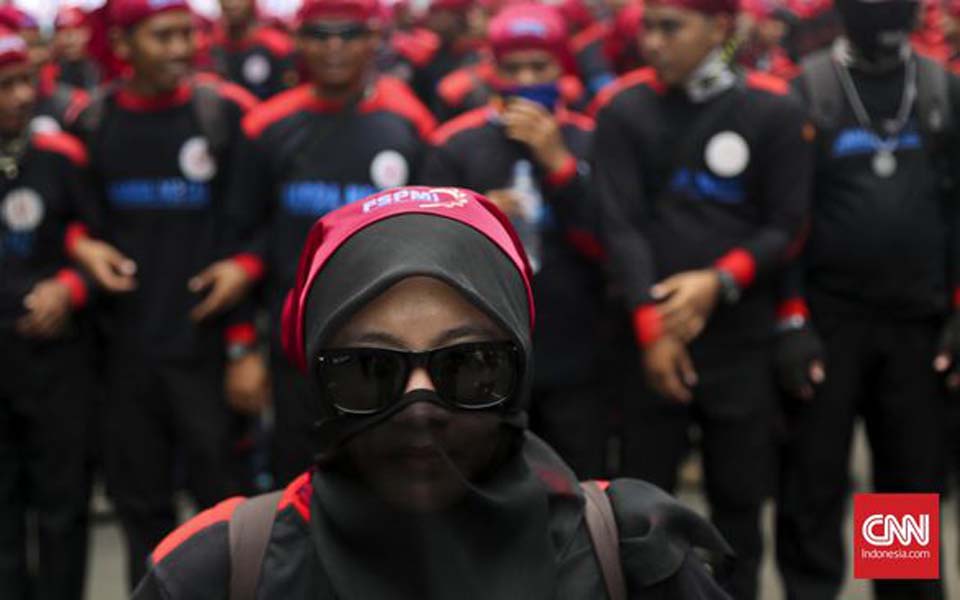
[632, 304, 663, 348]
[714, 248, 756, 289]
[55, 268, 88, 309]
[232, 253, 265, 282]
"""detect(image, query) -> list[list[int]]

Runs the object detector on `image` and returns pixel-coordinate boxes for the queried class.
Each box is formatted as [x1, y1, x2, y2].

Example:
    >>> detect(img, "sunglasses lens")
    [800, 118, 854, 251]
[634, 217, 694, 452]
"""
[432, 343, 519, 409]
[318, 349, 405, 414]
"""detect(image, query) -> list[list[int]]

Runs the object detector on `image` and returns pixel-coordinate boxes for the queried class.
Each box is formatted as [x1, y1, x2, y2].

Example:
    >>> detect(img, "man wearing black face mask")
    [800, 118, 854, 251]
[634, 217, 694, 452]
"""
[775, 1, 960, 598]
[422, 3, 607, 478]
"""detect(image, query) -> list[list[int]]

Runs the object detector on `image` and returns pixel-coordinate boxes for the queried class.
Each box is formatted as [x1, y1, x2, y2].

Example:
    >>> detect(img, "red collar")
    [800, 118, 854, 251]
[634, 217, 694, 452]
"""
[115, 82, 192, 112]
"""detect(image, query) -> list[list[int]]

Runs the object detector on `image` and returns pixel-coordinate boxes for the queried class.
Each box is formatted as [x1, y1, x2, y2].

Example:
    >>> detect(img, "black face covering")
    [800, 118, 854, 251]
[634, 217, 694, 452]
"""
[836, 0, 920, 66]
[299, 212, 558, 600]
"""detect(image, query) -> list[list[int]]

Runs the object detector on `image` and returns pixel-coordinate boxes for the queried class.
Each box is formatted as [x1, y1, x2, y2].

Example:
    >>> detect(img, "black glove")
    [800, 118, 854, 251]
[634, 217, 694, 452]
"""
[935, 312, 960, 391]
[775, 326, 825, 401]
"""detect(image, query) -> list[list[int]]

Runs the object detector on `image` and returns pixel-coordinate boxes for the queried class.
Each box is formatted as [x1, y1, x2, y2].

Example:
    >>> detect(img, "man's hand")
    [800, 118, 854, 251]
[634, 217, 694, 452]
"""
[189, 259, 255, 322]
[225, 352, 271, 415]
[776, 327, 826, 401]
[935, 313, 960, 391]
[72, 237, 137, 293]
[501, 98, 574, 174]
[16, 278, 72, 339]
[652, 270, 721, 343]
[485, 189, 525, 218]
[642, 336, 698, 403]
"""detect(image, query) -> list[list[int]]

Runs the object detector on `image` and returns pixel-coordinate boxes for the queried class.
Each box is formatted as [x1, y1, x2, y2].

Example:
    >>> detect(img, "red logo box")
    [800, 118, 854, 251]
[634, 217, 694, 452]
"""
[854, 493, 939, 580]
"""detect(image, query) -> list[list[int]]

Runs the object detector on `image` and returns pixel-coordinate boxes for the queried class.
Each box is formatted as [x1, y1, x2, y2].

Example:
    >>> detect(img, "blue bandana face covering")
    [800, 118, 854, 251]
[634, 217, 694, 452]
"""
[500, 82, 561, 111]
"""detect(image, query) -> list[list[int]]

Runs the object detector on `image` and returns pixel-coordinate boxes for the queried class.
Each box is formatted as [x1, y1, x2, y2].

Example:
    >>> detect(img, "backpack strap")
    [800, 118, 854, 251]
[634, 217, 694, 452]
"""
[228, 490, 283, 600]
[580, 480, 627, 600]
[800, 48, 843, 131]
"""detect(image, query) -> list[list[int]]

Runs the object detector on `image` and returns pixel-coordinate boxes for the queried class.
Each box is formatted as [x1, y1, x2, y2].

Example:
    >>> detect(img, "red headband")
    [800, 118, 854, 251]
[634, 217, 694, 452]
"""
[110, 0, 192, 29]
[280, 187, 536, 372]
[489, 4, 569, 61]
[0, 27, 28, 69]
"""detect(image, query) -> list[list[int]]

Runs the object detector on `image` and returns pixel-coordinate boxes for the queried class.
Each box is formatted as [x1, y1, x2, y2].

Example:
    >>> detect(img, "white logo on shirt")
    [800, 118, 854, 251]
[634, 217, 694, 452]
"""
[704, 131, 751, 178]
[179, 136, 217, 182]
[2, 188, 44, 231]
[369, 150, 409, 189]
[243, 54, 272, 86]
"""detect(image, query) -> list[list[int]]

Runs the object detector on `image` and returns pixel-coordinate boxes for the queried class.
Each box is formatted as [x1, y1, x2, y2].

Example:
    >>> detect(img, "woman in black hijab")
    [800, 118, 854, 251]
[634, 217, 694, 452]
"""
[133, 187, 733, 600]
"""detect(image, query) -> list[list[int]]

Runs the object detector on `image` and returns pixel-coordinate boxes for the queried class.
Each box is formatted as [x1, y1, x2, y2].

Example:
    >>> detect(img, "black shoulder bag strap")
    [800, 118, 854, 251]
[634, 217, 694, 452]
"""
[800, 49, 844, 130]
[228, 490, 284, 600]
[580, 480, 628, 600]
[191, 81, 231, 161]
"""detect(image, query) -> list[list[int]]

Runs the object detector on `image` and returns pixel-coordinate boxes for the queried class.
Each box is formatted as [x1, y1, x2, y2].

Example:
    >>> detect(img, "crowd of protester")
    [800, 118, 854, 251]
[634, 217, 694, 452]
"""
[1, 0, 959, 597]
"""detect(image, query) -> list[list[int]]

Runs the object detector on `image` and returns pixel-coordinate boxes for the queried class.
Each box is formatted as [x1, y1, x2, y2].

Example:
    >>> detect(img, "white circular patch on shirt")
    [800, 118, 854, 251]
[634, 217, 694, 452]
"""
[370, 150, 409, 189]
[243, 54, 272, 85]
[179, 136, 217, 182]
[704, 131, 750, 178]
[2, 188, 44, 231]
[29, 115, 61, 134]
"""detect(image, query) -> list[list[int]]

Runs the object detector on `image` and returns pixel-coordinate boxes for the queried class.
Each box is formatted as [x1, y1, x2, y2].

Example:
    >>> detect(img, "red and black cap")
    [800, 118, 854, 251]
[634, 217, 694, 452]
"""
[0, 26, 29, 69]
[109, 0, 192, 29]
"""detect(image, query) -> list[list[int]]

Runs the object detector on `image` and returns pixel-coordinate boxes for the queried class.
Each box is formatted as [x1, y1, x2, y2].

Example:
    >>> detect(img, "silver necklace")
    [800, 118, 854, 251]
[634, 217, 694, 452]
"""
[834, 54, 917, 178]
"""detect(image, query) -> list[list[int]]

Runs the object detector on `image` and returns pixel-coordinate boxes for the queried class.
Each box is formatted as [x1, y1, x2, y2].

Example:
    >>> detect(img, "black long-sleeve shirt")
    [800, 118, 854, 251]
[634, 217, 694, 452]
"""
[223, 77, 435, 346]
[593, 68, 813, 347]
[0, 131, 91, 329]
[69, 79, 258, 359]
[787, 56, 960, 319]
[208, 26, 297, 100]
[421, 105, 604, 384]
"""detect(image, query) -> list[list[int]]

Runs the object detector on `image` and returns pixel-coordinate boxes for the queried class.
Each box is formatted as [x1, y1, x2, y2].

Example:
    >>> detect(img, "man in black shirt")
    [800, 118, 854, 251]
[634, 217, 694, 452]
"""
[593, 0, 812, 596]
[225, 0, 435, 486]
[422, 2, 606, 478]
[775, 1, 958, 598]
[64, 0, 268, 587]
[0, 29, 95, 600]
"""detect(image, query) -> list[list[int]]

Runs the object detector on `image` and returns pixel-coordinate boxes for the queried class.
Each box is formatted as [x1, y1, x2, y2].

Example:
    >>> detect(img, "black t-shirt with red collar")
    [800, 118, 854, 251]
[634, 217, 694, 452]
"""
[592, 68, 813, 350]
[69, 79, 259, 360]
[420, 105, 603, 384]
[32, 63, 89, 135]
[209, 26, 297, 100]
[0, 131, 91, 329]
[224, 77, 435, 340]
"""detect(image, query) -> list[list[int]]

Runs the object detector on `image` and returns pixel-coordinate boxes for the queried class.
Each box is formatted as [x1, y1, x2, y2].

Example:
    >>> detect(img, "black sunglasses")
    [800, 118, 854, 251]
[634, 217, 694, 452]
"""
[315, 341, 523, 415]
[299, 23, 372, 42]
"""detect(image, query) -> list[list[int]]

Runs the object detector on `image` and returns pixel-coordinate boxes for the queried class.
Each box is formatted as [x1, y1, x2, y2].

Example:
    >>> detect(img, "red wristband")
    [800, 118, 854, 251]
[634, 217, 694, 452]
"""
[715, 248, 756, 289]
[632, 304, 663, 348]
[546, 154, 578, 188]
[232, 253, 265, 282]
[64, 222, 89, 259]
[225, 323, 257, 345]
[55, 268, 87, 309]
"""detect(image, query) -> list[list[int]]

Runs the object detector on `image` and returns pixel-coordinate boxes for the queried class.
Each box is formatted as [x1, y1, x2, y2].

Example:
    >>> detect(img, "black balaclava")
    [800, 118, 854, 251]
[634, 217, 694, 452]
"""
[280, 187, 558, 600]
[836, 0, 920, 67]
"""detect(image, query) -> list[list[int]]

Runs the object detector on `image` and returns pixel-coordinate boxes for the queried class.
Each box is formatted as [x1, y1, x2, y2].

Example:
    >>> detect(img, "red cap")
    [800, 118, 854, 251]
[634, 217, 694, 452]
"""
[0, 27, 29, 69]
[110, 0, 192, 29]
[55, 7, 89, 30]
[647, 0, 739, 15]
[489, 4, 569, 61]
[543, 0, 594, 32]
[947, 0, 960, 18]
[296, 0, 383, 26]
[0, 6, 39, 32]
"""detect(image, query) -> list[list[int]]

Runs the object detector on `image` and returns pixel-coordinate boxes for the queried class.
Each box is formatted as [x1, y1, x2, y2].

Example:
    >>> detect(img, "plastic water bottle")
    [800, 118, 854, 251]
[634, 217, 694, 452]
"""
[510, 159, 543, 273]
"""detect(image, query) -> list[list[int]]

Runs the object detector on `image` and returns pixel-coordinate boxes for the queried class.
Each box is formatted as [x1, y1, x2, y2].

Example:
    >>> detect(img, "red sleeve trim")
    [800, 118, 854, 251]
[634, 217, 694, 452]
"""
[953, 287, 960, 310]
[437, 67, 479, 107]
[571, 22, 608, 54]
[632, 303, 663, 348]
[361, 77, 437, 139]
[213, 79, 260, 113]
[745, 71, 790, 96]
[151, 497, 245, 565]
[777, 297, 811, 321]
[564, 228, 605, 262]
[588, 67, 665, 117]
[391, 28, 441, 67]
[252, 27, 294, 58]
[242, 85, 313, 138]
[277, 471, 313, 523]
[715, 248, 756, 288]
[232, 252, 265, 282]
[556, 106, 595, 132]
[430, 105, 492, 145]
[546, 154, 578, 188]
[32, 132, 89, 167]
[225, 323, 257, 346]
[55, 268, 87, 309]
[64, 221, 89, 258]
